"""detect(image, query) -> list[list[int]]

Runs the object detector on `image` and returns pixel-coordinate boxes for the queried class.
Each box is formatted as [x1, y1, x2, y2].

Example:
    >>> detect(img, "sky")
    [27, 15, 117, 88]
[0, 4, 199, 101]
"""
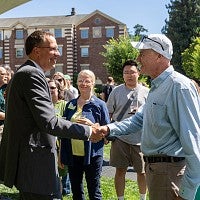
[0, 0, 171, 34]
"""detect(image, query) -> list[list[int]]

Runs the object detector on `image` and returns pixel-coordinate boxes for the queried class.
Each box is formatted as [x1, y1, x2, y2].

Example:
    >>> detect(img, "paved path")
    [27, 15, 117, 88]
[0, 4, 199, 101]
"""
[101, 160, 137, 181]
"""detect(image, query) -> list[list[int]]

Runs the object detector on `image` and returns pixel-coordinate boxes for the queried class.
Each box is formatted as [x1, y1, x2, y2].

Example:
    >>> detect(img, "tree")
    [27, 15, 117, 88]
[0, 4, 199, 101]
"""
[133, 24, 148, 36]
[100, 36, 139, 83]
[162, 0, 200, 74]
[182, 37, 200, 81]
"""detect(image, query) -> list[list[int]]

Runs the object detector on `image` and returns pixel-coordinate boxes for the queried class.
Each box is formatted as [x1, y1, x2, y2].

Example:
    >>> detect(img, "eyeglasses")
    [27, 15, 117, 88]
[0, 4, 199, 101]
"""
[139, 35, 164, 51]
[49, 86, 57, 90]
[38, 46, 59, 52]
[55, 78, 63, 83]
[123, 71, 138, 75]
[77, 79, 93, 85]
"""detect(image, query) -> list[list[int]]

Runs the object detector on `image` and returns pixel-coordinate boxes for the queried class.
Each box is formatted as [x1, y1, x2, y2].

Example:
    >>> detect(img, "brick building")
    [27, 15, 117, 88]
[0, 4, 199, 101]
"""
[0, 8, 127, 83]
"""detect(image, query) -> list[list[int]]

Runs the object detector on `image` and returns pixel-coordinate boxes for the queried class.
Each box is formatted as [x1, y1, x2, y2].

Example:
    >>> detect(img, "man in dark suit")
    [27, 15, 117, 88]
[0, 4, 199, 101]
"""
[0, 30, 102, 200]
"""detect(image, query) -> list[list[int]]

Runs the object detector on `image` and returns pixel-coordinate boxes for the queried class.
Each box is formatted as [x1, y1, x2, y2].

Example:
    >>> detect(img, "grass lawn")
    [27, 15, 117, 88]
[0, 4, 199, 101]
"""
[0, 143, 149, 199]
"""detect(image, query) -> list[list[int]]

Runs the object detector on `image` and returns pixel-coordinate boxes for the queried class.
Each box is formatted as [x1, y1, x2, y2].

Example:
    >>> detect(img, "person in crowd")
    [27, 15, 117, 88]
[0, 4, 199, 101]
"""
[97, 34, 200, 200]
[53, 72, 79, 196]
[192, 79, 200, 94]
[53, 72, 78, 102]
[3, 64, 14, 82]
[64, 74, 79, 98]
[47, 79, 71, 197]
[0, 30, 101, 200]
[60, 69, 110, 200]
[106, 60, 148, 200]
[0, 66, 8, 143]
[101, 76, 115, 102]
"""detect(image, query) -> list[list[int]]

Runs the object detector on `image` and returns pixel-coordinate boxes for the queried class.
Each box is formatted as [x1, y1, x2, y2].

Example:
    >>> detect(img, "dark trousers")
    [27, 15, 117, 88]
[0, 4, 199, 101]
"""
[68, 155, 103, 200]
[61, 173, 71, 195]
[19, 191, 62, 200]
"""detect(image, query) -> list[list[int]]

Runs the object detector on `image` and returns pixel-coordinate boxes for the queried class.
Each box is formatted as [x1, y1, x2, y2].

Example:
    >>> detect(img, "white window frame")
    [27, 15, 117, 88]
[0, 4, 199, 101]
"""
[16, 48, 24, 58]
[93, 27, 102, 38]
[16, 29, 24, 39]
[106, 28, 114, 38]
[81, 47, 89, 57]
[54, 28, 62, 38]
[81, 29, 89, 39]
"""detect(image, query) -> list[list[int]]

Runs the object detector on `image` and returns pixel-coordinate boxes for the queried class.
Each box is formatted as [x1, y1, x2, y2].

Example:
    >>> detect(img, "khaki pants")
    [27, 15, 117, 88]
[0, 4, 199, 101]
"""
[146, 160, 186, 200]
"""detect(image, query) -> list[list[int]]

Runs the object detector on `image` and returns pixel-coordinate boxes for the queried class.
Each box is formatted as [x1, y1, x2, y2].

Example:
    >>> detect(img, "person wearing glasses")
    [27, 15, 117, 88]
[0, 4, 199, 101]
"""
[106, 60, 149, 200]
[64, 74, 79, 99]
[0, 30, 102, 200]
[60, 70, 110, 200]
[53, 72, 78, 102]
[97, 34, 200, 200]
[47, 79, 71, 197]
[0, 66, 8, 143]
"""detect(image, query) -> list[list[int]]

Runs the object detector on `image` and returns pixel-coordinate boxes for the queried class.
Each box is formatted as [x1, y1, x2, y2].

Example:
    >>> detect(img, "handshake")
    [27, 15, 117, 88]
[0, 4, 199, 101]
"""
[89, 123, 110, 142]
[76, 117, 111, 142]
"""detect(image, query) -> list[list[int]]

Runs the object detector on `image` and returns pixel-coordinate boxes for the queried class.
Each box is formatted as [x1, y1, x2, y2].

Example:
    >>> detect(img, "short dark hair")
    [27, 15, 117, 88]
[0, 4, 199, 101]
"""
[122, 60, 138, 71]
[25, 30, 54, 55]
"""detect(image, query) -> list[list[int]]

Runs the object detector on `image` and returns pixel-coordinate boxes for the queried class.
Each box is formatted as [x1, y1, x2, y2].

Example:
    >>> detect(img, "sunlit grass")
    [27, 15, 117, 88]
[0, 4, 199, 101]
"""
[0, 143, 148, 200]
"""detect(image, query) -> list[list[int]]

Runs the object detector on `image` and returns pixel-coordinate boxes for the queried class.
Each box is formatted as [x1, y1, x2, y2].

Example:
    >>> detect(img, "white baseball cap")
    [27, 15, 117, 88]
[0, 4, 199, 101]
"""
[131, 34, 173, 60]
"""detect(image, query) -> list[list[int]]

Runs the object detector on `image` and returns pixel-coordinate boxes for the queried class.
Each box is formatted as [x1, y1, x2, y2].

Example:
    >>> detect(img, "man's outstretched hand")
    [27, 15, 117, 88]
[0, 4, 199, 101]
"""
[89, 124, 110, 143]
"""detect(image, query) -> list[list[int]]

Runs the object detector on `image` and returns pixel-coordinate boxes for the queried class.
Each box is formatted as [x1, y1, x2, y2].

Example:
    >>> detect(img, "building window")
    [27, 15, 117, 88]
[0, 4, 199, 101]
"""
[81, 29, 89, 39]
[0, 31, 2, 40]
[0, 48, 3, 59]
[81, 47, 89, 57]
[93, 27, 102, 38]
[54, 28, 62, 38]
[106, 28, 114, 38]
[58, 46, 63, 56]
[16, 30, 24, 39]
[16, 48, 24, 58]
[80, 64, 90, 70]
[94, 18, 101, 25]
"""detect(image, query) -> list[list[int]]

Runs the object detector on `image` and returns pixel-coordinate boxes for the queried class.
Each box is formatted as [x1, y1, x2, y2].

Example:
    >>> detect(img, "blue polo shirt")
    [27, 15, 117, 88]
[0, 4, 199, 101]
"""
[108, 66, 200, 200]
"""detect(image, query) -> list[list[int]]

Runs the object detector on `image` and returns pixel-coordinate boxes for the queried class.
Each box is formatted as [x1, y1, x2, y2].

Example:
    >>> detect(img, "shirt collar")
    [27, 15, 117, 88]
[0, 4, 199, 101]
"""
[151, 65, 174, 89]
[29, 59, 45, 75]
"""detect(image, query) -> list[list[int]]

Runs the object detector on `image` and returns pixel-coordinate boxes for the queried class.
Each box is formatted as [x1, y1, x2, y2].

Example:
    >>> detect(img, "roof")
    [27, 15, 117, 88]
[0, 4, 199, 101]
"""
[76, 10, 126, 26]
[0, 9, 126, 29]
[0, 14, 87, 29]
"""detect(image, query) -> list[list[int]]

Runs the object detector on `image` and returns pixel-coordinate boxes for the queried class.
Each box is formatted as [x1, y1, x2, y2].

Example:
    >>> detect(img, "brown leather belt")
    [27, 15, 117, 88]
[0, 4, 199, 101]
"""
[143, 156, 185, 163]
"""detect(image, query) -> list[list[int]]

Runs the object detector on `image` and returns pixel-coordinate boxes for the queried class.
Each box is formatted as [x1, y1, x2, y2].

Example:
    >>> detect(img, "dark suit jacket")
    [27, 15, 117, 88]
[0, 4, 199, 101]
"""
[0, 60, 90, 195]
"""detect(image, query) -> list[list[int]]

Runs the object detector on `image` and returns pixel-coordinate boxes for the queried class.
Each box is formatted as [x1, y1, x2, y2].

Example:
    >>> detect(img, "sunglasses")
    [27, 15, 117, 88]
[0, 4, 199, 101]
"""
[138, 35, 164, 51]
[55, 78, 63, 83]
[50, 86, 57, 90]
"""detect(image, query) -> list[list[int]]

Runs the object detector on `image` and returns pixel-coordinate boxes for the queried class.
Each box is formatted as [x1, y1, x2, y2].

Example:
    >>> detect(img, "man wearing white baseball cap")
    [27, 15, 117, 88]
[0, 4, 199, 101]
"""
[99, 34, 200, 200]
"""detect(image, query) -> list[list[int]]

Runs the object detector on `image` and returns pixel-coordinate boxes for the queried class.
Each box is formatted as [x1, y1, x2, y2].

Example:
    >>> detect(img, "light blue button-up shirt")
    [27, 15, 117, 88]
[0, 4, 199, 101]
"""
[108, 66, 200, 200]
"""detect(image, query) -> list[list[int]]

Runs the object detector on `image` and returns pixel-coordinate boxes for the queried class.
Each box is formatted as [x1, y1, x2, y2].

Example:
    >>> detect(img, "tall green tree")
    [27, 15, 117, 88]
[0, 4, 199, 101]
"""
[100, 36, 138, 83]
[162, 0, 200, 73]
[133, 24, 148, 36]
[182, 37, 200, 81]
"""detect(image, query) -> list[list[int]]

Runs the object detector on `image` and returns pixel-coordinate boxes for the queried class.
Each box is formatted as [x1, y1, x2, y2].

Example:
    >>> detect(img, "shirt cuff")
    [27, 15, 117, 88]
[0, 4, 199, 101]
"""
[88, 126, 92, 140]
[179, 184, 197, 200]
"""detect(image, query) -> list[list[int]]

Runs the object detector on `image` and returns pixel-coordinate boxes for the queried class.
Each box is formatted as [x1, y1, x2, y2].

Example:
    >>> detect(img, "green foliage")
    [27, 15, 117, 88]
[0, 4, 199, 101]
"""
[162, 0, 200, 73]
[0, 143, 149, 200]
[100, 36, 139, 84]
[182, 37, 200, 80]
[0, 177, 144, 200]
[133, 24, 148, 36]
